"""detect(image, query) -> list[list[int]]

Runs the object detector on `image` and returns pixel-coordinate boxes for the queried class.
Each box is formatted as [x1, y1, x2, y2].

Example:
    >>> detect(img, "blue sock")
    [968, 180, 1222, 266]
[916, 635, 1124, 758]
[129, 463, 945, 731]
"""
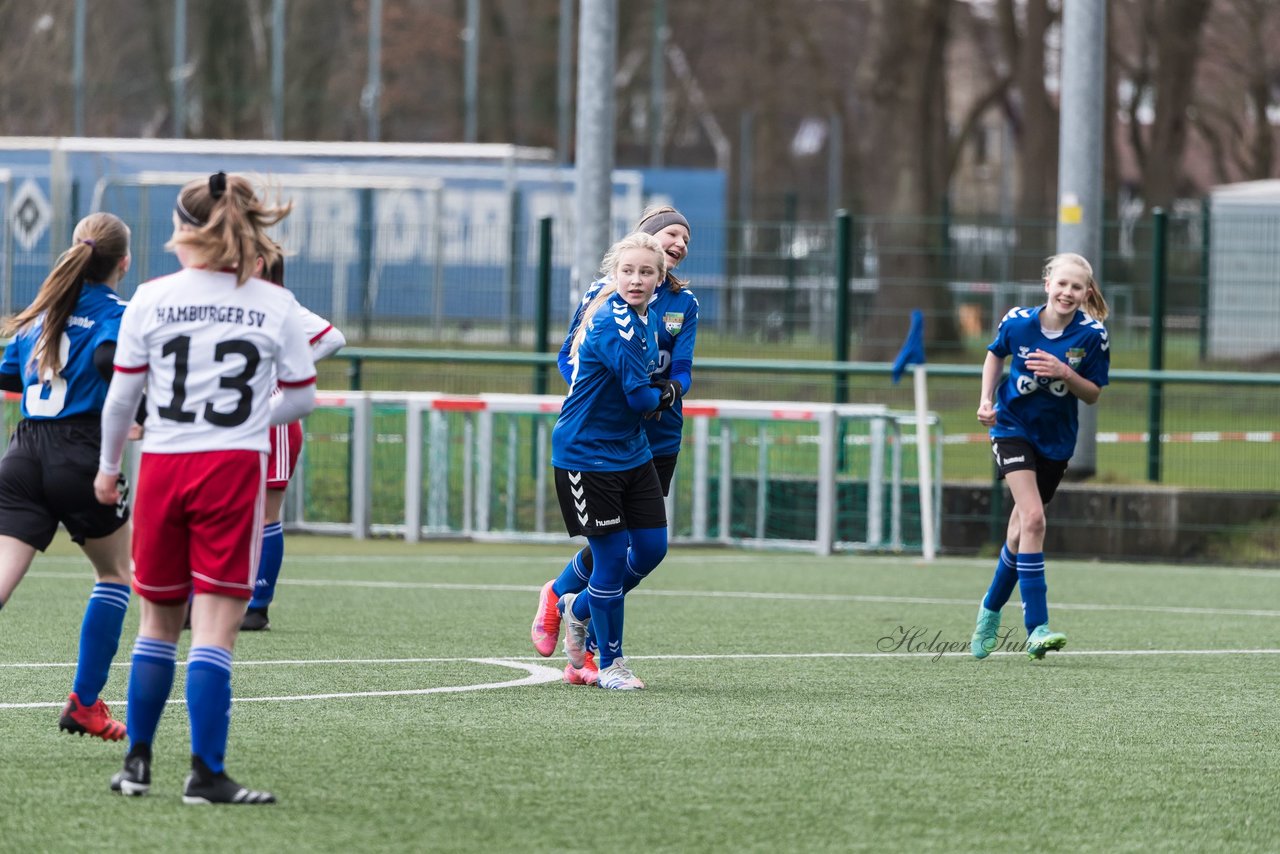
[578, 531, 628, 668]
[249, 522, 285, 610]
[588, 589, 624, 669]
[126, 637, 178, 751]
[982, 546, 1019, 612]
[186, 645, 234, 774]
[72, 582, 130, 705]
[570, 588, 592, 622]
[551, 547, 592, 598]
[620, 527, 667, 594]
[1017, 552, 1048, 634]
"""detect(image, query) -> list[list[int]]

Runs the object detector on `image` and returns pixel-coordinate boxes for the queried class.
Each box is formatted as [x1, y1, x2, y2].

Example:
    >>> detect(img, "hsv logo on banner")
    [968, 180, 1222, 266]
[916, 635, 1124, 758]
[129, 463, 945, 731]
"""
[10, 179, 51, 251]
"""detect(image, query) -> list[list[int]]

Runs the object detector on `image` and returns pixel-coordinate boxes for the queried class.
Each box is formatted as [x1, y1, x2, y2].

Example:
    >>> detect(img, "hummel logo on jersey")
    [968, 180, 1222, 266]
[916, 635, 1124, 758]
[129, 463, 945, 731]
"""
[616, 310, 636, 340]
[567, 471, 582, 485]
[597, 516, 621, 526]
[1001, 455, 1025, 465]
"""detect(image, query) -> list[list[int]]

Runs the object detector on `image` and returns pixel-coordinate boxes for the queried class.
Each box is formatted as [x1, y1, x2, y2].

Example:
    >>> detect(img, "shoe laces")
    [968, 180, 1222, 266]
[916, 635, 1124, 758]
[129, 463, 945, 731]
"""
[538, 593, 558, 629]
[604, 658, 636, 681]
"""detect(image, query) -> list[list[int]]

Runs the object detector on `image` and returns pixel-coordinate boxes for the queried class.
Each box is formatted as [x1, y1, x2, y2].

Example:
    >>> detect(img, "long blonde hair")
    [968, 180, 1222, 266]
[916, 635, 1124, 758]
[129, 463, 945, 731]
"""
[569, 232, 666, 361]
[166, 172, 291, 285]
[3, 212, 130, 379]
[1043, 252, 1109, 322]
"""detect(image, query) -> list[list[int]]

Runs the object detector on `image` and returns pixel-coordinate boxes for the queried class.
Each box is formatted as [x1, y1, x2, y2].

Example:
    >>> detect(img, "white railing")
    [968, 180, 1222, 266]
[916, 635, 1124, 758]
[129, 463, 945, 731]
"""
[286, 391, 943, 556]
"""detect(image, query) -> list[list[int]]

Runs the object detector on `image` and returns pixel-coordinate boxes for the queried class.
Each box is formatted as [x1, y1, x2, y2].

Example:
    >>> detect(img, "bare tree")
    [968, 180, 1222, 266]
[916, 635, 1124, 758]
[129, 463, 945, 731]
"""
[1001, 0, 1059, 219]
[1113, 0, 1214, 207]
[1192, 0, 1280, 183]
[856, 0, 961, 359]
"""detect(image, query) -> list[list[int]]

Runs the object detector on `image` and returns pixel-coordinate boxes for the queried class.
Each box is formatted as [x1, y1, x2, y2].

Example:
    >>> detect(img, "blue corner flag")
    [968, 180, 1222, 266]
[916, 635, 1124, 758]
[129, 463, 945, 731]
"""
[891, 310, 926, 385]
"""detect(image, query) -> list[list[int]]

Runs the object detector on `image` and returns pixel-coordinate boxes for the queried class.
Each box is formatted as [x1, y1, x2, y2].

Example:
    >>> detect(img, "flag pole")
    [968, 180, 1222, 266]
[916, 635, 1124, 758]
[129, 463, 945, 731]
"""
[912, 363, 936, 560]
[891, 309, 936, 560]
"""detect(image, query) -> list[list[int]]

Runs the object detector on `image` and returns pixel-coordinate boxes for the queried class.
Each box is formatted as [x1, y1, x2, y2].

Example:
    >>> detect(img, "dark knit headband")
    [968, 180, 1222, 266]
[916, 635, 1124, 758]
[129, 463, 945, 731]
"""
[638, 211, 690, 238]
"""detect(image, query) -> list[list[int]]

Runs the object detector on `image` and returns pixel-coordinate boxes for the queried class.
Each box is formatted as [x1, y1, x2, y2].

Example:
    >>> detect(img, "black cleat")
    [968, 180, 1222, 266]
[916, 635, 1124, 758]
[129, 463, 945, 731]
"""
[110, 743, 152, 796]
[182, 756, 276, 805]
[240, 607, 270, 632]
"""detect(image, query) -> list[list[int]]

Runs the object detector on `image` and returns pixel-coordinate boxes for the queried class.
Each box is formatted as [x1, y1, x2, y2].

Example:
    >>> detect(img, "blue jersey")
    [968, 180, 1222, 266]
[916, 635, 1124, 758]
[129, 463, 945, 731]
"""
[1, 283, 127, 420]
[558, 276, 699, 457]
[552, 292, 661, 471]
[987, 306, 1110, 460]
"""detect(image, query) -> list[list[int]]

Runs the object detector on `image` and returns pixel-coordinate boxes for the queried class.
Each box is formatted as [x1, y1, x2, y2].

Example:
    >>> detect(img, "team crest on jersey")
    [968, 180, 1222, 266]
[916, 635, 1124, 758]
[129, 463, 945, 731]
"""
[1066, 347, 1085, 368]
[663, 311, 684, 335]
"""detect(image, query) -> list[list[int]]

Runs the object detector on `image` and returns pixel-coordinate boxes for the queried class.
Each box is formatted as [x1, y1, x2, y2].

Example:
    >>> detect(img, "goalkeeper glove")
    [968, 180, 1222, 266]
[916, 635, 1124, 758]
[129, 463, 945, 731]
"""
[650, 377, 683, 411]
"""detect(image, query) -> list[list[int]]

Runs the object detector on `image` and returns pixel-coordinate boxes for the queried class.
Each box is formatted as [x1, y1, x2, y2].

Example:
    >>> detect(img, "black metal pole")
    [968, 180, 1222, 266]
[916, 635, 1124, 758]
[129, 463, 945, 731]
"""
[1147, 208, 1167, 482]
[534, 216, 553, 396]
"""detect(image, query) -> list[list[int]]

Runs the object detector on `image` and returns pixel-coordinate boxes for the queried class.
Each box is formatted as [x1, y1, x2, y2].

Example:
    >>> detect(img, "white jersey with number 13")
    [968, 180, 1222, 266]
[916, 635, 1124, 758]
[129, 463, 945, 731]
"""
[113, 268, 317, 454]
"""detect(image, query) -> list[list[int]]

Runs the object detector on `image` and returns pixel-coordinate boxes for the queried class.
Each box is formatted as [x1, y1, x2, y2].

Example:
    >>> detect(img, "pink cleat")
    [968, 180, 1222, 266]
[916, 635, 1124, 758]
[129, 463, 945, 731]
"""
[531, 580, 561, 657]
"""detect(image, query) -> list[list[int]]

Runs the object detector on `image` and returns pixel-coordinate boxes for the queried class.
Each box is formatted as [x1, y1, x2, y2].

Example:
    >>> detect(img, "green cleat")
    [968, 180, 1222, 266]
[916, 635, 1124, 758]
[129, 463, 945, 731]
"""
[970, 606, 1002, 659]
[1026, 624, 1067, 660]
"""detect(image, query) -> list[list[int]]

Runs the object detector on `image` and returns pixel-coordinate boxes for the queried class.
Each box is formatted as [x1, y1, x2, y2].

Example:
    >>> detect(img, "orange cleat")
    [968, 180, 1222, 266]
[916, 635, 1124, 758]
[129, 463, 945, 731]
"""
[563, 650, 599, 686]
[60, 692, 126, 742]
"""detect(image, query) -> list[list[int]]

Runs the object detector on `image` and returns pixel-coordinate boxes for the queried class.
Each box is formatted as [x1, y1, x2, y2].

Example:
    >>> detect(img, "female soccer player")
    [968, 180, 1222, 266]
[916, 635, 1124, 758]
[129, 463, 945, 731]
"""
[969, 252, 1110, 661]
[550, 232, 671, 690]
[241, 257, 346, 632]
[0, 213, 134, 741]
[95, 171, 317, 804]
[532, 206, 697, 685]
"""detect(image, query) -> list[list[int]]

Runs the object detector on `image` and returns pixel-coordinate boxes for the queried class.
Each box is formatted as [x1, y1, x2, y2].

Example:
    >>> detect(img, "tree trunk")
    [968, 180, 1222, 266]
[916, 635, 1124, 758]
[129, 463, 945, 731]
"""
[856, 0, 959, 360]
[1141, 0, 1212, 206]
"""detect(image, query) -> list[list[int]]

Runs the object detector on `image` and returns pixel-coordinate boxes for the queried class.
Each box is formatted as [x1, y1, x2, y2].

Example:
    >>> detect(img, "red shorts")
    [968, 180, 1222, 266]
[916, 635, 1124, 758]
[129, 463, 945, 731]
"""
[267, 420, 304, 490]
[131, 450, 266, 603]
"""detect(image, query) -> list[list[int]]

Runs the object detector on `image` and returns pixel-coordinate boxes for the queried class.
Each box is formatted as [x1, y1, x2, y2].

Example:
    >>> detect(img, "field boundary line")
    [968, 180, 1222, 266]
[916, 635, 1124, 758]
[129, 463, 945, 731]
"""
[19, 571, 1280, 618]
[0, 658, 561, 709]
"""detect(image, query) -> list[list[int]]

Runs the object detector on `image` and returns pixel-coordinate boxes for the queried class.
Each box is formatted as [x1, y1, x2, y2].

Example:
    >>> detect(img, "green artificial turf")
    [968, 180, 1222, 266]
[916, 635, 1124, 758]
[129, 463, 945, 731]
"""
[2, 535, 1277, 852]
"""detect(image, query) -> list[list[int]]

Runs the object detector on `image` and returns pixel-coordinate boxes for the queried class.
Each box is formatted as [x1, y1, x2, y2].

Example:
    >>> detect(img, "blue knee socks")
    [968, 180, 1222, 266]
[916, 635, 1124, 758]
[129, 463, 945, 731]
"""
[1017, 552, 1048, 633]
[126, 637, 178, 750]
[186, 646, 234, 774]
[249, 522, 284, 610]
[551, 547, 593, 598]
[72, 582, 130, 705]
[982, 546, 1019, 612]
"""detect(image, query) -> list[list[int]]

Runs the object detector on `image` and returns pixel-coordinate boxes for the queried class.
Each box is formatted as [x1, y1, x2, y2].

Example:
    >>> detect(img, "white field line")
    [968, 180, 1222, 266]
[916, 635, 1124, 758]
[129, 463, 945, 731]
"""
[7, 649, 1280, 673]
[20, 573, 1280, 618]
[4, 649, 1279, 710]
[0, 658, 562, 709]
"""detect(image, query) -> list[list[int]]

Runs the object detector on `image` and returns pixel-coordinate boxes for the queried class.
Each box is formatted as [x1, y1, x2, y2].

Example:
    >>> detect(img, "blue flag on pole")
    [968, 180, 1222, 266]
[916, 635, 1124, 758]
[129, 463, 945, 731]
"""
[891, 310, 926, 384]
